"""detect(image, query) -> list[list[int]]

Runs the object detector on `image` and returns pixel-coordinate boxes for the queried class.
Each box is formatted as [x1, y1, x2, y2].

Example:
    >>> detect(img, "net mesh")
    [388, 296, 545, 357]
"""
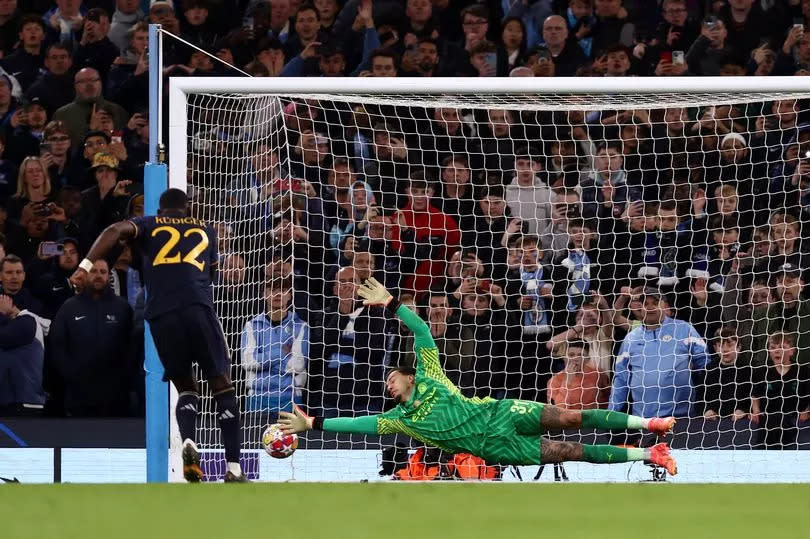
[182, 90, 810, 480]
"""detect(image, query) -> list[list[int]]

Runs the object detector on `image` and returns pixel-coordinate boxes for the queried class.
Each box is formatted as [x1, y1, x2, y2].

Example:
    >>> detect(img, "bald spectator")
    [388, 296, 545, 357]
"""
[314, 266, 387, 415]
[542, 15, 586, 76]
[52, 68, 128, 148]
[49, 258, 133, 416]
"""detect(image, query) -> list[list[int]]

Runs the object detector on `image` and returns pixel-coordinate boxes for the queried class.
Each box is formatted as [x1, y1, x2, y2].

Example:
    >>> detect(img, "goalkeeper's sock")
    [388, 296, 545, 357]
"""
[582, 444, 647, 464]
[213, 388, 241, 464]
[176, 392, 200, 442]
[580, 409, 649, 430]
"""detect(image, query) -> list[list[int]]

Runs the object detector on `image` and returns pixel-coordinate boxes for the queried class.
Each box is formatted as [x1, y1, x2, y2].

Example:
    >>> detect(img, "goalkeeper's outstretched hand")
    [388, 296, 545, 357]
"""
[278, 404, 314, 434]
[357, 277, 393, 307]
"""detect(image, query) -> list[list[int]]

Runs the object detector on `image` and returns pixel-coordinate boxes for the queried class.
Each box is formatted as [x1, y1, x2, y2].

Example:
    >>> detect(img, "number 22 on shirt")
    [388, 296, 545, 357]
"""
[151, 226, 209, 271]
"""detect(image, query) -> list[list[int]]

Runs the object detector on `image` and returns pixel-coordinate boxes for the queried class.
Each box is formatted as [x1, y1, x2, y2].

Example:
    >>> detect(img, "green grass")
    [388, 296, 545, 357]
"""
[1, 483, 808, 539]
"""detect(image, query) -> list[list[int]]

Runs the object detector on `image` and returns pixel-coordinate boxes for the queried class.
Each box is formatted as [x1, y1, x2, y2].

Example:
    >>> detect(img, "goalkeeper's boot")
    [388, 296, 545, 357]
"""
[224, 471, 250, 483]
[648, 443, 678, 476]
[182, 441, 204, 483]
[647, 417, 676, 437]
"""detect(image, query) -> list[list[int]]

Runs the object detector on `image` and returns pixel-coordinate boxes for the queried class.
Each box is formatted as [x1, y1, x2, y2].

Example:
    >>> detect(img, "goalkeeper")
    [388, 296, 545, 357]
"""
[279, 278, 678, 474]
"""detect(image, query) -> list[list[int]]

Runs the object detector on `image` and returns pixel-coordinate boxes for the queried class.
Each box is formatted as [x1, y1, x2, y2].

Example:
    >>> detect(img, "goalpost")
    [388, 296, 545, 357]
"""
[157, 76, 810, 482]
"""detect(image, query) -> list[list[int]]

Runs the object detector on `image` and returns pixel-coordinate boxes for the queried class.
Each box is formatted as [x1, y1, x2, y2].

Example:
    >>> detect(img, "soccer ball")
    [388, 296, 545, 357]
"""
[262, 423, 298, 459]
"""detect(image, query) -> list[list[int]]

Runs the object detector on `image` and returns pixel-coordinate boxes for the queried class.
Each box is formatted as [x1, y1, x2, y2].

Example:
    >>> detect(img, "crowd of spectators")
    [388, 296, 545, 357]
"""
[0, 0, 808, 450]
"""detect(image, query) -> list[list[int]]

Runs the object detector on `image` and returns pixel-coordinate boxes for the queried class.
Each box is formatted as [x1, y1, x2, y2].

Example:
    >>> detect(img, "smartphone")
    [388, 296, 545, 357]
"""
[672, 50, 685, 65]
[536, 48, 551, 63]
[40, 241, 64, 257]
[39, 142, 51, 156]
[111, 130, 123, 144]
[33, 202, 52, 217]
[244, 16, 254, 30]
[660, 51, 673, 64]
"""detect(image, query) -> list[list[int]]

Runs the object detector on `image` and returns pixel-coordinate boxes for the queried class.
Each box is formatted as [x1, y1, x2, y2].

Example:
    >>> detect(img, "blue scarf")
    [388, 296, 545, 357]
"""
[521, 266, 549, 330]
[564, 250, 591, 312]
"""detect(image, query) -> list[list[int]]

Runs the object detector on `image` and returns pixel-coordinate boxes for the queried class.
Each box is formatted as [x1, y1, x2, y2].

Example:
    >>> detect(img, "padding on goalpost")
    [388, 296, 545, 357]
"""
[166, 78, 810, 482]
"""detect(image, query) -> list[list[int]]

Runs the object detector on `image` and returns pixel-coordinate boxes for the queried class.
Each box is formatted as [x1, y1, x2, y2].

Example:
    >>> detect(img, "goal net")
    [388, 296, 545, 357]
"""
[169, 78, 810, 482]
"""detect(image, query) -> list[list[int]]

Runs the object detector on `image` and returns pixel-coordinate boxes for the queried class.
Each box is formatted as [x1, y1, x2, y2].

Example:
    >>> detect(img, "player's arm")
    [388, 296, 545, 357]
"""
[70, 220, 137, 287]
[278, 405, 383, 435]
[357, 278, 444, 380]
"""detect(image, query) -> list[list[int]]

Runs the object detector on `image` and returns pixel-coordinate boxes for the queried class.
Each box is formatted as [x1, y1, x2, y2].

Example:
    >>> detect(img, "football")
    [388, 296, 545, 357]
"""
[262, 423, 298, 458]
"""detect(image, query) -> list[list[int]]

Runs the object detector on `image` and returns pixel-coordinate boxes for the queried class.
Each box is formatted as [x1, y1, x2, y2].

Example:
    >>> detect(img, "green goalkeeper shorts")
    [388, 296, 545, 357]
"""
[478, 399, 546, 466]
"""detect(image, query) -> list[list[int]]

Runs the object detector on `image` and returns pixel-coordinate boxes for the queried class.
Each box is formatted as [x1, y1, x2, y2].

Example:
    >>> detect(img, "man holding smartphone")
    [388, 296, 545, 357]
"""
[685, 16, 734, 75]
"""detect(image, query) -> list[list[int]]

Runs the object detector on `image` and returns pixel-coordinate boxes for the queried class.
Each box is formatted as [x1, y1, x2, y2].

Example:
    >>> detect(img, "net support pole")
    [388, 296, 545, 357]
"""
[145, 23, 168, 483]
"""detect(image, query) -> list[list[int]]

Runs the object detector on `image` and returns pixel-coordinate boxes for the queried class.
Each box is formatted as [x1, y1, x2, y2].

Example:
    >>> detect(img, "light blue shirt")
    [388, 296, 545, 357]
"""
[609, 317, 709, 418]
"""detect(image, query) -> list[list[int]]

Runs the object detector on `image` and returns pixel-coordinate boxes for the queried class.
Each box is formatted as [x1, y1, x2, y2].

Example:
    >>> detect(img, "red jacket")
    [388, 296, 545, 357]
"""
[394, 203, 460, 293]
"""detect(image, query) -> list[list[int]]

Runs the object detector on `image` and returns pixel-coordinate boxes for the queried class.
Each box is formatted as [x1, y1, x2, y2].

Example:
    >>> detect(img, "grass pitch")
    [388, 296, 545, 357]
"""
[1, 483, 807, 539]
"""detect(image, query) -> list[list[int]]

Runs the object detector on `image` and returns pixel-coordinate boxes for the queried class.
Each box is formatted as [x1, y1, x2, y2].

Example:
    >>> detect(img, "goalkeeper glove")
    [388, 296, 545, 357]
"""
[278, 404, 314, 434]
[357, 277, 393, 307]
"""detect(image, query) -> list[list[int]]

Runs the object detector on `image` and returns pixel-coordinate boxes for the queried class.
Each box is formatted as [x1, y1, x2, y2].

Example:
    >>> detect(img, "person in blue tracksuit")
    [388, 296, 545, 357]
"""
[609, 287, 710, 418]
[0, 294, 45, 415]
[241, 277, 309, 414]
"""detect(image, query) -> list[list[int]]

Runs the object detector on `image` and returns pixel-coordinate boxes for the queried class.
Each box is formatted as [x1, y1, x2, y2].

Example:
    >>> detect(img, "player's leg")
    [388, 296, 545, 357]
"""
[149, 312, 203, 482]
[540, 404, 676, 436]
[208, 373, 246, 481]
[173, 372, 204, 483]
[193, 305, 245, 482]
[540, 438, 678, 474]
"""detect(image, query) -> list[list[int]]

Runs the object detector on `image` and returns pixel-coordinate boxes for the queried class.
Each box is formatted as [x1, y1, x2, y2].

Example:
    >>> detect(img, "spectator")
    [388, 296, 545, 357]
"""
[0, 254, 43, 316]
[0, 290, 46, 416]
[33, 237, 79, 318]
[609, 288, 710, 417]
[26, 43, 75, 114]
[463, 185, 515, 282]
[49, 258, 134, 416]
[547, 293, 617, 374]
[751, 331, 810, 449]
[655, 0, 699, 55]
[504, 146, 552, 235]
[241, 277, 309, 414]
[109, 244, 141, 308]
[314, 266, 386, 414]
[43, 0, 86, 50]
[698, 326, 754, 422]
[0, 14, 46, 91]
[109, 0, 145, 53]
[751, 263, 810, 366]
[52, 67, 128, 148]
[547, 339, 609, 410]
[394, 173, 460, 293]
[0, 74, 18, 129]
[591, 0, 634, 54]
[80, 152, 132, 235]
[686, 16, 735, 75]
[40, 120, 82, 190]
[107, 22, 149, 112]
[7, 156, 54, 223]
[423, 289, 475, 393]
[433, 154, 475, 226]
[0, 0, 21, 58]
[5, 97, 49, 165]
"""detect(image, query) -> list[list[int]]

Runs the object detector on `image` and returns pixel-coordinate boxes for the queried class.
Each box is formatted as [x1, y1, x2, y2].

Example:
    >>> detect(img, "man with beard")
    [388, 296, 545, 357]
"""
[50, 258, 133, 416]
[52, 67, 128, 148]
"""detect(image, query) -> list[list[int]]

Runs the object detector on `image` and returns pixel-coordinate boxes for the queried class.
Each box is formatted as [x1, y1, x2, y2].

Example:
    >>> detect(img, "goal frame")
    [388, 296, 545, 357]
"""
[157, 75, 810, 483]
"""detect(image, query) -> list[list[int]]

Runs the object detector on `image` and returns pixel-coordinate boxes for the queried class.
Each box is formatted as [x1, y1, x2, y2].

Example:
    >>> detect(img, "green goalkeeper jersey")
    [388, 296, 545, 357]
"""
[321, 304, 499, 455]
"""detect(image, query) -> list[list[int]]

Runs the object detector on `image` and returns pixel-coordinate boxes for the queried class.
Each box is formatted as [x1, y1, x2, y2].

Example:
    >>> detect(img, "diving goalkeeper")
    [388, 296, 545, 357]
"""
[279, 278, 678, 474]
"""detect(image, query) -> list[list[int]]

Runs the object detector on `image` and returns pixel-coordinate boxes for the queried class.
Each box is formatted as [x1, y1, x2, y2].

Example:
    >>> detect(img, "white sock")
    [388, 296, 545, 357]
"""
[183, 438, 198, 451]
[227, 462, 242, 476]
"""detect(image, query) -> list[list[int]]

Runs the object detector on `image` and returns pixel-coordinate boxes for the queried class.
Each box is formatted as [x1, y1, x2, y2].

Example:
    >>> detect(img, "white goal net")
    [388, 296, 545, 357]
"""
[170, 79, 810, 482]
